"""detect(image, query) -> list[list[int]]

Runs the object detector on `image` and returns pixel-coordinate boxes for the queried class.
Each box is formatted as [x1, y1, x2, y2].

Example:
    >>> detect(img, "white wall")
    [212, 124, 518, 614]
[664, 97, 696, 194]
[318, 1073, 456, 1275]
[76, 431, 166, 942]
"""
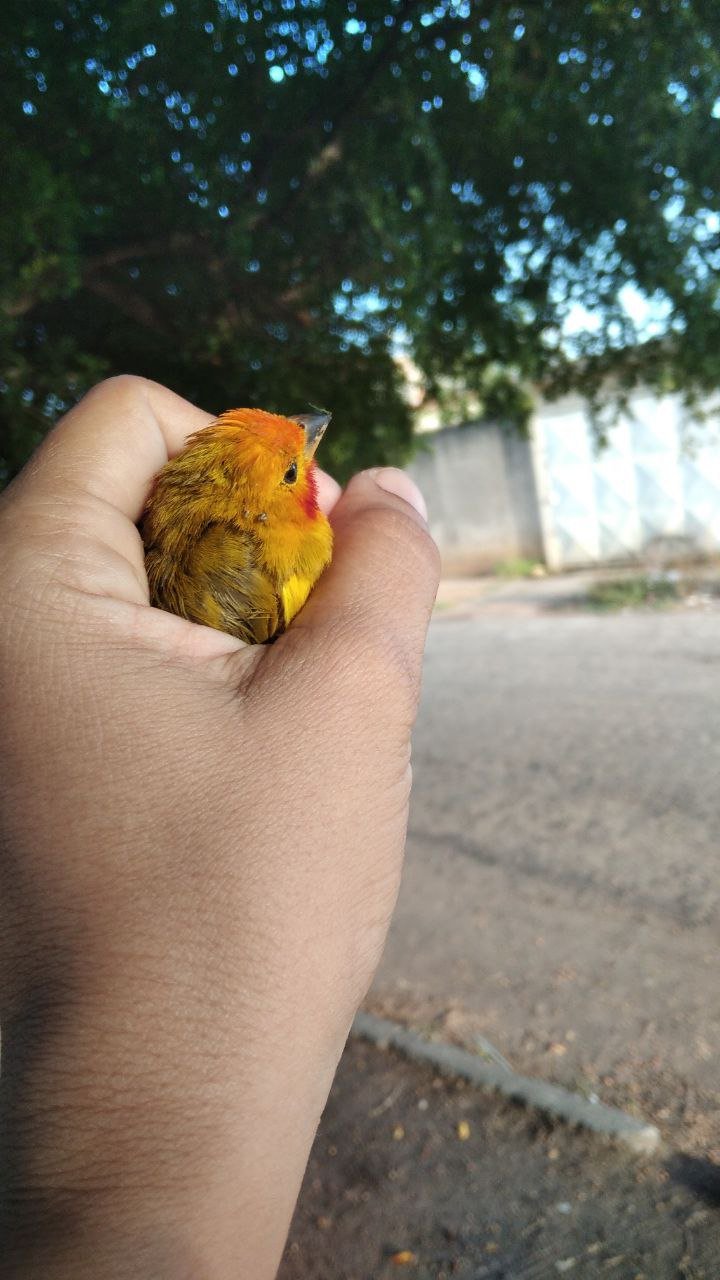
[532, 391, 720, 570]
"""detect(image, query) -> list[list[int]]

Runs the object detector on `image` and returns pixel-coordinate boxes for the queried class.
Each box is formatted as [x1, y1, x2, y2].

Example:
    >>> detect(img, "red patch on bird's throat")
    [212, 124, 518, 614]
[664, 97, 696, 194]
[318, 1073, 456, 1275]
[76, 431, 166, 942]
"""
[301, 462, 320, 518]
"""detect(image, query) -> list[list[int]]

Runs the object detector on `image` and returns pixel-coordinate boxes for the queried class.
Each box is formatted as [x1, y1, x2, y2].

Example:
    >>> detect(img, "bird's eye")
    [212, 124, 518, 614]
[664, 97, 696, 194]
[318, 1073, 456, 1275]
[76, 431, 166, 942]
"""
[283, 459, 298, 485]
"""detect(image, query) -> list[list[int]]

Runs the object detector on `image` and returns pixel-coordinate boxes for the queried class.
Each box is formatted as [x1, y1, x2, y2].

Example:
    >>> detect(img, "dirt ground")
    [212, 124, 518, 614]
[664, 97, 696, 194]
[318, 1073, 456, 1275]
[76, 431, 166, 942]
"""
[279, 1038, 720, 1280]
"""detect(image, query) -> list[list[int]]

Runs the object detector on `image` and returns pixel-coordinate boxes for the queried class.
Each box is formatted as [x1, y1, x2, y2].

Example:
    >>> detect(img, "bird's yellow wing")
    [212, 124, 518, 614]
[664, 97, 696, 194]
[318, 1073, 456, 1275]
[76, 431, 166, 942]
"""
[148, 522, 283, 644]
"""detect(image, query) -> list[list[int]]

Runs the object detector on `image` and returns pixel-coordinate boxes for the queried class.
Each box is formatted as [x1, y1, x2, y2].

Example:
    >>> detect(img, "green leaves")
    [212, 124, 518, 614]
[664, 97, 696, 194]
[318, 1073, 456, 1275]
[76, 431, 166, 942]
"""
[2, 0, 720, 484]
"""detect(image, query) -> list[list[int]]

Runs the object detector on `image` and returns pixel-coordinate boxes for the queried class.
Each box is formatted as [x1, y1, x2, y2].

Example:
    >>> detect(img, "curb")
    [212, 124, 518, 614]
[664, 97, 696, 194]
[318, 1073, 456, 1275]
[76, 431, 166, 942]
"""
[352, 1012, 661, 1156]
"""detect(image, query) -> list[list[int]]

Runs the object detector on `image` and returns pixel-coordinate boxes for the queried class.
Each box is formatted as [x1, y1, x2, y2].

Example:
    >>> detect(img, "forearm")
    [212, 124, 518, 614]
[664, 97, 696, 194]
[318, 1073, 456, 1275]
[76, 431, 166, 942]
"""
[0, 984, 347, 1279]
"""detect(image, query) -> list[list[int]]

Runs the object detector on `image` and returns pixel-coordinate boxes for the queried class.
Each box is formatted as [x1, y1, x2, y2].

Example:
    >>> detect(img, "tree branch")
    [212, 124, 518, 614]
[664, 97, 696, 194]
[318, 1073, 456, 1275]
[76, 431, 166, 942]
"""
[83, 234, 202, 273]
[253, 0, 426, 234]
[3, 235, 206, 320]
[83, 275, 172, 338]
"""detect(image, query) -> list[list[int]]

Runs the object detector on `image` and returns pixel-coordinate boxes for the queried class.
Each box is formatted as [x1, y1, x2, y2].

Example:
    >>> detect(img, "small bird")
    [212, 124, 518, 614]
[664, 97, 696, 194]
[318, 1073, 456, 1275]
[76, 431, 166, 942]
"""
[142, 407, 333, 643]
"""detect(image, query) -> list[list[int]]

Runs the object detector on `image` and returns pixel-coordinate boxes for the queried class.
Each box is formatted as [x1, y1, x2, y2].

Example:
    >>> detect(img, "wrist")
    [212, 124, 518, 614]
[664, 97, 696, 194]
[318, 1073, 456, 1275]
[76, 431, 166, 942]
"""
[0, 981, 349, 1279]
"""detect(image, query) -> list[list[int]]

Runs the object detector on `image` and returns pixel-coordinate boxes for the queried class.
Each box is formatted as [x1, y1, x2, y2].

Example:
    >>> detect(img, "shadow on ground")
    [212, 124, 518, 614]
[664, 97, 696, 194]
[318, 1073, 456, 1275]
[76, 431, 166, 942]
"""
[667, 1153, 720, 1207]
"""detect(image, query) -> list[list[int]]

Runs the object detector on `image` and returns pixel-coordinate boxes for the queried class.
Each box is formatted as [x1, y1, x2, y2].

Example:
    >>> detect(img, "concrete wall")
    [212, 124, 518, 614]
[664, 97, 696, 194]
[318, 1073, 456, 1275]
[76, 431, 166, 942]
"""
[408, 391, 720, 574]
[532, 390, 720, 570]
[407, 420, 544, 574]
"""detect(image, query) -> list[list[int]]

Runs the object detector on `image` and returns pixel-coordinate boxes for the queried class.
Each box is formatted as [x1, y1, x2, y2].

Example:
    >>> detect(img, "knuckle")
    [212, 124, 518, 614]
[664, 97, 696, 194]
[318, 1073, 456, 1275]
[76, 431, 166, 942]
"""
[293, 617, 419, 724]
[414, 520, 441, 580]
[365, 502, 441, 581]
[348, 621, 422, 719]
[84, 373, 150, 409]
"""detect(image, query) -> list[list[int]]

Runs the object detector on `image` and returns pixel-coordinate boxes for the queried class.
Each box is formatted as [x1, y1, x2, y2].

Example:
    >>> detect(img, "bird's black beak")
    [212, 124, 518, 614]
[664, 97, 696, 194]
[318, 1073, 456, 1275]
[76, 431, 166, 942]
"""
[289, 409, 331, 460]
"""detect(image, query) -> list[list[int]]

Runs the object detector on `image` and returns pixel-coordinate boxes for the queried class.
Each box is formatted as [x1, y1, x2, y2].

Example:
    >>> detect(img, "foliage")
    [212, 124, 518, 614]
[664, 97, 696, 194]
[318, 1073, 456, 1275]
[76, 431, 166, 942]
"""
[586, 573, 680, 609]
[3, 0, 720, 484]
[494, 556, 544, 579]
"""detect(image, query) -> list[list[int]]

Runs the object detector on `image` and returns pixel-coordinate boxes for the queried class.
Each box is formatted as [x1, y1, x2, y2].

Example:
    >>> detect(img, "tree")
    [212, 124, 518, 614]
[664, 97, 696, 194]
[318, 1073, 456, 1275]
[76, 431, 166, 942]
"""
[2, 0, 720, 484]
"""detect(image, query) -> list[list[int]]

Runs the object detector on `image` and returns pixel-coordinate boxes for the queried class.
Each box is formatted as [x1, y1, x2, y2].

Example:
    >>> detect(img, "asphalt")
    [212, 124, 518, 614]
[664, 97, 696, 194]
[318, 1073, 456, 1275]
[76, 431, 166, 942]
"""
[370, 579, 720, 1157]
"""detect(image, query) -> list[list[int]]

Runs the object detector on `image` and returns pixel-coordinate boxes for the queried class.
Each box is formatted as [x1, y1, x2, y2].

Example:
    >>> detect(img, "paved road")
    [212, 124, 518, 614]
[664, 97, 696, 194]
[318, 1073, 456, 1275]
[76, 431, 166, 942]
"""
[372, 589, 720, 1151]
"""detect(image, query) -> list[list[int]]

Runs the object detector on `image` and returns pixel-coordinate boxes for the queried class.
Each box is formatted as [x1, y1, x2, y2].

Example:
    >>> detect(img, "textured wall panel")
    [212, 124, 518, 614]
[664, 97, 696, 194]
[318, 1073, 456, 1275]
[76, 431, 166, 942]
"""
[533, 393, 720, 569]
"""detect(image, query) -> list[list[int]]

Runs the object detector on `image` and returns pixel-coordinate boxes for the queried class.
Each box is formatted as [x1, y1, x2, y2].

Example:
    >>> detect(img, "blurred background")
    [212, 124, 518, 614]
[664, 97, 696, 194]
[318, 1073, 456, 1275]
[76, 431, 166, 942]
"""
[3, 0, 720, 489]
[4, 2, 720, 1275]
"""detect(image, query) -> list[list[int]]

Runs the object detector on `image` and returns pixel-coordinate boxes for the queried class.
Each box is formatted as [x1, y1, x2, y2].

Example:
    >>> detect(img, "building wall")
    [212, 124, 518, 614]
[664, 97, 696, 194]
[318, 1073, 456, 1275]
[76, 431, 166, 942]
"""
[409, 391, 720, 574]
[532, 391, 720, 570]
[407, 420, 544, 574]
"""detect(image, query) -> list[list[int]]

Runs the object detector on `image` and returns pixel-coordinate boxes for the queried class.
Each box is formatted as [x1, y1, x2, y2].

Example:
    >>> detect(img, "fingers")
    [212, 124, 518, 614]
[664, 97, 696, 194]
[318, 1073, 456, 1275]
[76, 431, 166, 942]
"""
[315, 469, 342, 515]
[7, 376, 343, 528]
[293, 468, 440, 702]
[8, 376, 213, 523]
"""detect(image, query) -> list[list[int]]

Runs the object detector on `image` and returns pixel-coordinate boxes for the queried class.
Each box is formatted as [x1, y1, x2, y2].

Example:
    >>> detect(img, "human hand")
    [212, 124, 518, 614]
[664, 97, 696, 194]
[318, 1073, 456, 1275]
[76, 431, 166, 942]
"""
[0, 377, 438, 1279]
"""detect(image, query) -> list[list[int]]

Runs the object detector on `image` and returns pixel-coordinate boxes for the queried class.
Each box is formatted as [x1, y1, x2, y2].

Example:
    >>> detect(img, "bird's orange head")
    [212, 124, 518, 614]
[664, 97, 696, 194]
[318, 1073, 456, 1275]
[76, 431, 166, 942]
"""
[187, 406, 330, 525]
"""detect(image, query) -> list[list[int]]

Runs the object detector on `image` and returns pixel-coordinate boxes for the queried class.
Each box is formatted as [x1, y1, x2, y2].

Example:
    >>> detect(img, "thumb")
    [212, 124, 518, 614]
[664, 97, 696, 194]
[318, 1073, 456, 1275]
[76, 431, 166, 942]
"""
[294, 467, 440, 701]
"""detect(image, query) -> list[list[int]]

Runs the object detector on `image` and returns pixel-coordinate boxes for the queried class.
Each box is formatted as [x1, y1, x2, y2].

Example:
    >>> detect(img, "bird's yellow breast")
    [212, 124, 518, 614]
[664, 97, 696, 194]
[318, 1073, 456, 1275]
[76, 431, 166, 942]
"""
[280, 573, 316, 625]
[262, 514, 333, 625]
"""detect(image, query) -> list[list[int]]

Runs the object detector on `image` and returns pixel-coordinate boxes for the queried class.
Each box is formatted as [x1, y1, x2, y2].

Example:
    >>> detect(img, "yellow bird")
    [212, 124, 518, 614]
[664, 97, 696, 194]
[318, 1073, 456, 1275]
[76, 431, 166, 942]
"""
[142, 407, 333, 643]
